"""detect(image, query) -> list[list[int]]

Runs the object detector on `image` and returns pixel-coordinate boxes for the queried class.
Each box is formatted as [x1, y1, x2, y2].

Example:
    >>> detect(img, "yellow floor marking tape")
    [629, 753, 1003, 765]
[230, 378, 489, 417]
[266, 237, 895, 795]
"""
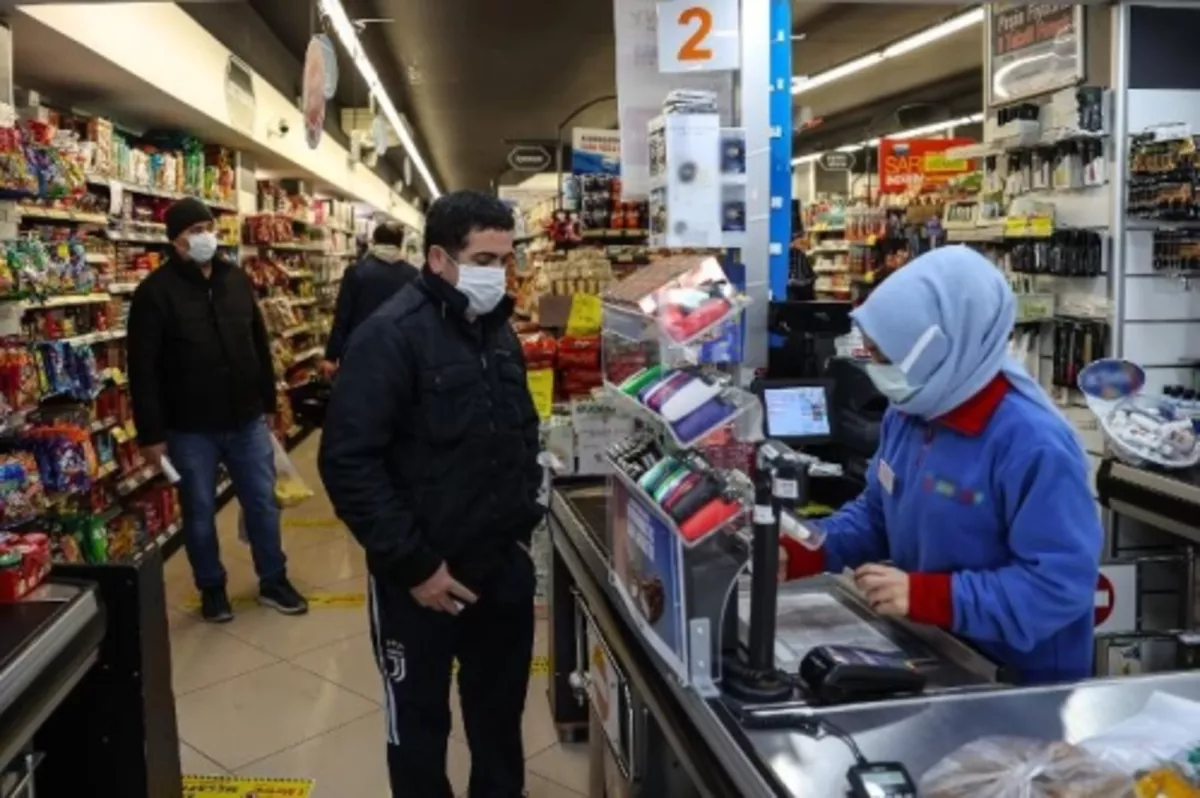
[183, 775, 313, 797]
[281, 517, 345, 529]
[182, 593, 365, 612]
[449, 654, 549, 676]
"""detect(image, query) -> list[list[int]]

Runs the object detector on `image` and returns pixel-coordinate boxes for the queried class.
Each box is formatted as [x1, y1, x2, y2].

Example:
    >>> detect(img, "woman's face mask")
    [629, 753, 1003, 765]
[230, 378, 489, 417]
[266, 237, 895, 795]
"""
[865, 363, 919, 404]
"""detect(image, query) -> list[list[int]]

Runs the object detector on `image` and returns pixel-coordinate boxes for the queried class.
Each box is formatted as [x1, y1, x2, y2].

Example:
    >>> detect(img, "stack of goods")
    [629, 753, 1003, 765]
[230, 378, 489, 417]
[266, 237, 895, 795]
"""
[256, 180, 313, 223]
[0, 338, 111, 409]
[259, 296, 301, 335]
[0, 531, 51, 601]
[0, 452, 45, 528]
[246, 213, 307, 246]
[515, 249, 614, 323]
[1, 236, 101, 297]
[243, 254, 295, 291]
[557, 335, 602, 400]
[576, 174, 647, 233]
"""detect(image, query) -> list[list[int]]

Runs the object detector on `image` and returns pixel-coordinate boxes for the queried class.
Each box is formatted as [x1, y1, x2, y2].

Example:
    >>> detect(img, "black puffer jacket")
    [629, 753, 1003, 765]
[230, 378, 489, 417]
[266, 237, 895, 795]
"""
[318, 270, 542, 592]
[323, 250, 419, 362]
[127, 255, 275, 445]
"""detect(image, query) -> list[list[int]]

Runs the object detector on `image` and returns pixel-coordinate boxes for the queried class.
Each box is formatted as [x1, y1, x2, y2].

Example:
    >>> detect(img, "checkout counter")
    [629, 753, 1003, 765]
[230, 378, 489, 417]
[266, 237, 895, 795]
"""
[548, 324, 1200, 796]
[0, 581, 104, 796]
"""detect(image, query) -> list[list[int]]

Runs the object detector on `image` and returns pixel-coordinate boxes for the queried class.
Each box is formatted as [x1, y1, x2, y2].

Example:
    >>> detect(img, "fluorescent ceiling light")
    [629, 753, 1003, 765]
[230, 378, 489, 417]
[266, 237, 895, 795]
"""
[319, 0, 441, 199]
[883, 8, 985, 58]
[793, 53, 884, 94]
[790, 113, 984, 166]
[792, 8, 983, 96]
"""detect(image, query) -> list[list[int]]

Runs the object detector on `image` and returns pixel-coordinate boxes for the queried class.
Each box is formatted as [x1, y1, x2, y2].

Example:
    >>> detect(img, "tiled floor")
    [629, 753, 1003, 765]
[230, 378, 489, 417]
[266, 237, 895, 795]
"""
[168, 434, 588, 797]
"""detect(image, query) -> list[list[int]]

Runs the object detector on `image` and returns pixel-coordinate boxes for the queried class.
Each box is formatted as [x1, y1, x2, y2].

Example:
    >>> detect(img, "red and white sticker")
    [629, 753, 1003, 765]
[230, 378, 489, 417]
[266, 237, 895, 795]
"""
[1094, 564, 1138, 634]
[1094, 574, 1114, 627]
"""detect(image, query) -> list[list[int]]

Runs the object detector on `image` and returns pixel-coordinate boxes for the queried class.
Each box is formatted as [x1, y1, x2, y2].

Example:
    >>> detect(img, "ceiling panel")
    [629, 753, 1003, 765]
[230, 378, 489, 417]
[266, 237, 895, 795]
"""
[227, 1, 988, 193]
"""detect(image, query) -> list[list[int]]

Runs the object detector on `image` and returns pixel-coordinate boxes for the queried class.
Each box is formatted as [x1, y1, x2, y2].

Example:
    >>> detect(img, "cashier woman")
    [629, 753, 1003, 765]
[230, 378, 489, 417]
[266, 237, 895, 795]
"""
[780, 246, 1102, 685]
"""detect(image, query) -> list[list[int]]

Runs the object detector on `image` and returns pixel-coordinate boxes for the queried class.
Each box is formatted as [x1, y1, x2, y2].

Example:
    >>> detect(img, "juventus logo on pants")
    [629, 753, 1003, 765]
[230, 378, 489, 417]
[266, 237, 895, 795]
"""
[384, 640, 407, 683]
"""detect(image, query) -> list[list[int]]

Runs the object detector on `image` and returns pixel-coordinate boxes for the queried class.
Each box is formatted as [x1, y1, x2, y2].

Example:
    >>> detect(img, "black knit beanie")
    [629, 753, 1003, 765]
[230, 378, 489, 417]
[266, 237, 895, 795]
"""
[165, 197, 215, 242]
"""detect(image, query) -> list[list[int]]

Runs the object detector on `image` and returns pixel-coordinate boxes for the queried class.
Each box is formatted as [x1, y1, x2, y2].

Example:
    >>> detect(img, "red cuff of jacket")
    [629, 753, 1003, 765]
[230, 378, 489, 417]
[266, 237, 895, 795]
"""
[780, 535, 827, 581]
[908, 572, 953, 628]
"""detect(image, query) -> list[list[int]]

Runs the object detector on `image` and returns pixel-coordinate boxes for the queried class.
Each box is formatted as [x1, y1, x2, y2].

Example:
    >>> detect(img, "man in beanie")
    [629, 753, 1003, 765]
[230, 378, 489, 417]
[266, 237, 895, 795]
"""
[127, 197, 308, 622]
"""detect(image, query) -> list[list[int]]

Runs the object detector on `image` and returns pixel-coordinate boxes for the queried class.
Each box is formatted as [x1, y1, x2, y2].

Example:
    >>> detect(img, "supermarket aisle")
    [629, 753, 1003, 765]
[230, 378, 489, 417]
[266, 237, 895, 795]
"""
[166, 434, 588, 797]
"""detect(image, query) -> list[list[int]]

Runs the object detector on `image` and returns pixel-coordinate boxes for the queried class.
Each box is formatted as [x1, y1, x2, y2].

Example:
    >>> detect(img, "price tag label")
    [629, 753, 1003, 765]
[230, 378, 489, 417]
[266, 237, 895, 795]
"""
[657, 0, 740, 73]
[526, 369, 555, 420]
[565, 293, 603, 336]
[773, 478, 799, 500]
[752, 504, 775, 525]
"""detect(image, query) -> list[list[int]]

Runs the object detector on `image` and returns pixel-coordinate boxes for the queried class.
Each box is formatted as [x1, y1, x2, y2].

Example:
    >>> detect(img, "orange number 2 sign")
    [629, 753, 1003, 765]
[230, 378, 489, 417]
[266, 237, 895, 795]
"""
[677, 6, 714, 62]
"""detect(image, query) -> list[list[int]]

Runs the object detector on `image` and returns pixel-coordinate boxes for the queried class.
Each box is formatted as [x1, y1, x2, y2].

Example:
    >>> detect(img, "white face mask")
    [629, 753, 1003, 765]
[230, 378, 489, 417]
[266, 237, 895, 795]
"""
[865, 363, 919, 404]
[187, 231, 218, 264]
[456, 264, 506, 315]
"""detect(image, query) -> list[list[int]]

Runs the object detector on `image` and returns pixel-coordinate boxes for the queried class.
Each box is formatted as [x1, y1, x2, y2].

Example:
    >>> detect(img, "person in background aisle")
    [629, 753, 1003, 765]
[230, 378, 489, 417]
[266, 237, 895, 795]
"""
[127, 197, 309, 623]
[319, 221, 418, 379]
[319, 191, 542, 798]
[780, 246, 1102, 685]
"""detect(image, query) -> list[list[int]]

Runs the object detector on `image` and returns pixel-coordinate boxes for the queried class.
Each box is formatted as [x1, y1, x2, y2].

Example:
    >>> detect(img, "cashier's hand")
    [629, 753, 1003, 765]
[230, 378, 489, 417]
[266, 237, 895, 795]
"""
[855, 564, 910, 618]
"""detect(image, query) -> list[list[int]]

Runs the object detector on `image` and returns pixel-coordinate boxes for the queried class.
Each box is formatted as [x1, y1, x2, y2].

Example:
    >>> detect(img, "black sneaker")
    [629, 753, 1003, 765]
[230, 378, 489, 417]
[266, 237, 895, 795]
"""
[259, 577, 309, 615]
[200, 587, 234, 623]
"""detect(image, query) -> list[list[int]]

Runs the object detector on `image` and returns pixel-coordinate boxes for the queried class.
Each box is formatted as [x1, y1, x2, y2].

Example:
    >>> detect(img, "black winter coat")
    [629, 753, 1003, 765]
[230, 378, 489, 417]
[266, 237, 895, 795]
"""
[126, 255, 276, 445]
[323, 253, 419, 362]
[318, 271, 542, 593]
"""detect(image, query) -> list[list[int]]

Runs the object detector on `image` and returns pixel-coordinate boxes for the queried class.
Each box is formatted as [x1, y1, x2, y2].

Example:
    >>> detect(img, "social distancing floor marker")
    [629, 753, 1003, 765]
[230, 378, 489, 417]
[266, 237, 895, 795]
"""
[281, 517, 345, 529]
[182, 593, 366, 612]
[183, 775, 313, 797]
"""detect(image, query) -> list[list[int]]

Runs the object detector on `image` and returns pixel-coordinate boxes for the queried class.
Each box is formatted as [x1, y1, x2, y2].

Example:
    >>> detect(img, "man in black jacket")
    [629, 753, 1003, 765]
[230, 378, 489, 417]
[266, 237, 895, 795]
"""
[127, 198, 307, 622]
[319, 191, 542, 798]
[321, 221, 418, 377]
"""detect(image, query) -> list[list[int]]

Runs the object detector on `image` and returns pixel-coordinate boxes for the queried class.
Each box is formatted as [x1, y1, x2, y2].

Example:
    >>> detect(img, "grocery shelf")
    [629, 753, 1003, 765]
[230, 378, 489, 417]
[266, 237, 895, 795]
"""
[3, 293, 112, 310]
[291, 347, 322, 364]
[85, 174, 238, 212]
[17, 208, 109, 225]
[55, 329, 127, 347]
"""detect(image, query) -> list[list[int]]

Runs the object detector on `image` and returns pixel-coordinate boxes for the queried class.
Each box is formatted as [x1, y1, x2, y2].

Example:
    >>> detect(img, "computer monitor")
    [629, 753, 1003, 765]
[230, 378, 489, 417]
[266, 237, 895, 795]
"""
[752, 378, 836, 446]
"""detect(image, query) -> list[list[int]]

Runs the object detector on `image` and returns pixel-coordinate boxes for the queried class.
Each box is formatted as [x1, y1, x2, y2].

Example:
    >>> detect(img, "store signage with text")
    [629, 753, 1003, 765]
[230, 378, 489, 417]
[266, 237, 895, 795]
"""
[507, 144, 552, 172]
[571, 128, 622, 175]
[656, 0, 740, 73]
[818, 151, 854, 172]
[613, 0, 734, 196]
[877, 138, 974, 194]
[988, 3, 1084, 106]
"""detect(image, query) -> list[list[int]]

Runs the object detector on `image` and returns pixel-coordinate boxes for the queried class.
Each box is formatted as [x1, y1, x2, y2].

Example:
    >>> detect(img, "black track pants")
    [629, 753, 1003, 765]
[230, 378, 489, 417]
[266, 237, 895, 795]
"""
[368, 546, 536, 798]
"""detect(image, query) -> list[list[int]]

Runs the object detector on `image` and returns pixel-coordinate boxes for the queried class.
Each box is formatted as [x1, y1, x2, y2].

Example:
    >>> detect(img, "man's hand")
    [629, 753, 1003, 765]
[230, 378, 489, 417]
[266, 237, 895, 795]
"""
[141, 442, 167, 467]
[410, 563, 478, 615]
[319, 359, 338, 379]
[854, 563, 910, 617]
[777, 544, 789, 583]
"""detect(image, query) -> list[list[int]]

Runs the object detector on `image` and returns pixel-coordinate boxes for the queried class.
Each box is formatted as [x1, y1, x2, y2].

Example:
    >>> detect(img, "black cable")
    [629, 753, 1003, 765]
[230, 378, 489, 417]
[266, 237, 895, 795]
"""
[814, 716, 868, 766]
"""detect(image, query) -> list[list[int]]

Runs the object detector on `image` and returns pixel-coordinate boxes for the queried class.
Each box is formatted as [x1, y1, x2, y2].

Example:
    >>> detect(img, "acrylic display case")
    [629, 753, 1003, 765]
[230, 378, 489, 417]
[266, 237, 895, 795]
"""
[598, 254, 761, 693]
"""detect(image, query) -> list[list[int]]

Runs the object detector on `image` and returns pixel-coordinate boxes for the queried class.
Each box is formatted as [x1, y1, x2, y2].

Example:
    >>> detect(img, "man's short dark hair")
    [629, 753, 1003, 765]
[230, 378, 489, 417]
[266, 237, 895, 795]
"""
[372, 221, 406, 247]
[423, 190, 514, 259]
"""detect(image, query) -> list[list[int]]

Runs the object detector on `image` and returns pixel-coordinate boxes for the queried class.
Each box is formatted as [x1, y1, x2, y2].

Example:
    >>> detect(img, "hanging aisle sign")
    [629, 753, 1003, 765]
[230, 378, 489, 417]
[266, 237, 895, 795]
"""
[877, 138, 974, 195]
[612, 0, 734, 198]
[302, 37, 327, 150]
[657, 0, 741, 73]
[987, 3, 1085, 107]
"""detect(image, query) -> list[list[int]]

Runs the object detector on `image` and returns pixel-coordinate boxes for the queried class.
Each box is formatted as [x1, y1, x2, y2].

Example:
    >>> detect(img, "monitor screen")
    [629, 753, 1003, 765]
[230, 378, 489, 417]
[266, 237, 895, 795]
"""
[764, 385, 831, 440]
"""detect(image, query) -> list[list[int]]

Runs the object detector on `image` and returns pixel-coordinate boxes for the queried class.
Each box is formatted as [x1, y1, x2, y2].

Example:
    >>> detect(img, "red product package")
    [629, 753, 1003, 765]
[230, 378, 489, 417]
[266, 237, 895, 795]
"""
[557, 335, 600, 369]
[520, 332, 558, 369]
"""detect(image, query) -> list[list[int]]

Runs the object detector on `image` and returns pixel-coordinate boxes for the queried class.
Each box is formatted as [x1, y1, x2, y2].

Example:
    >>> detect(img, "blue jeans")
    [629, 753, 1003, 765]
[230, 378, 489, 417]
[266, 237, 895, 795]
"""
[168, 417, 287, 590]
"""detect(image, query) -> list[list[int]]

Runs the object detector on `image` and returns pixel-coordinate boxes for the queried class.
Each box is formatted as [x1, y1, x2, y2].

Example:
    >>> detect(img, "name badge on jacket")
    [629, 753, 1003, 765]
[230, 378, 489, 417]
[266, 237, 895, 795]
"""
[878, 459, 896, 495]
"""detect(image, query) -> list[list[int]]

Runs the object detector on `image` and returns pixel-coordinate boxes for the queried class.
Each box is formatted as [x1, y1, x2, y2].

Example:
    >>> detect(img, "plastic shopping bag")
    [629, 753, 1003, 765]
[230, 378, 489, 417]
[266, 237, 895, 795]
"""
[272, 434, 313, 507]
[1079, 692, 1200, 776]
[920, 737, 1132, 798]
